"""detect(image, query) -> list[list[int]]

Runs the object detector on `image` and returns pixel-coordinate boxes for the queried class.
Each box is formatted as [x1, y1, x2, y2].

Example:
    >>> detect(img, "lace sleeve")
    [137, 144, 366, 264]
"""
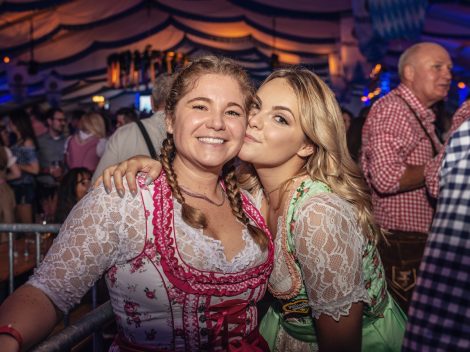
[27, 184, 146, 313]
[293, 193, 369, 321]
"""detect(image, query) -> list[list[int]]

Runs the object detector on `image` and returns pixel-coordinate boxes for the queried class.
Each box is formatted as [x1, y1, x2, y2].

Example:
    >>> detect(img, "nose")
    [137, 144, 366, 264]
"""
[206, 111, 226, 131]
[248, 111, 263, 129]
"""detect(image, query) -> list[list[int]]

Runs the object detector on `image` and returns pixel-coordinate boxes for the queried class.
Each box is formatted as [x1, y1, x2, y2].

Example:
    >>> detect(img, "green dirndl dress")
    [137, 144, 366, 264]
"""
[259, 179, 406, 352]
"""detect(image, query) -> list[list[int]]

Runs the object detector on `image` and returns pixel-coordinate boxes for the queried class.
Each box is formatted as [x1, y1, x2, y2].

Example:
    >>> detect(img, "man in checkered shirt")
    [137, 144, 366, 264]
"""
[361, 42, 452, 310]
[403, 104, 470, 351]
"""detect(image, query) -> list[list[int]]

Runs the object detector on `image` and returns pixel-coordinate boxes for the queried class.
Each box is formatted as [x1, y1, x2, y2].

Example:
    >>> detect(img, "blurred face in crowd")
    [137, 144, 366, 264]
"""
[48, 111, 67, 136]
[116, 114, 126, 129]
[76, 172, 91, 201]
[404, 44, 452, 108]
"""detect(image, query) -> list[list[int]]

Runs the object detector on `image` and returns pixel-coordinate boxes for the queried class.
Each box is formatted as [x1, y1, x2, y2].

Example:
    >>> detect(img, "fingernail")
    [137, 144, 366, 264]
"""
[145, 176, 153, 186]
[104, 186, 111, 194]
[130, 189, 137, 197]
[117, 189, 125, 198]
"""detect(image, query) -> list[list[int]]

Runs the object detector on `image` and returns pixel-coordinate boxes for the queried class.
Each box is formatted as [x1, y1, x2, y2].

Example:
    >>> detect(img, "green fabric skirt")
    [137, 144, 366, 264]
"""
[260, 293, 406, 352]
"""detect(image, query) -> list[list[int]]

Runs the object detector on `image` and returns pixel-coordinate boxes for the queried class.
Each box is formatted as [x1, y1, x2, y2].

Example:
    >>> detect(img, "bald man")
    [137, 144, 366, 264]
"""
[360, 42, 452, 311]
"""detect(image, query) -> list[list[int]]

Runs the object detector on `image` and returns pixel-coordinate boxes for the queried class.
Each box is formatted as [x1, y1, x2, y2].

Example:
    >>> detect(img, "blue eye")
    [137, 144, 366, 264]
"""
[226, 110, 241, 117]
[274, 115, 288, 125]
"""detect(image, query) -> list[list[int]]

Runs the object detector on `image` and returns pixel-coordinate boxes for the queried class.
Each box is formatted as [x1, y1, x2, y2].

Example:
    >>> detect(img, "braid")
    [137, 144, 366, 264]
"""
[223, 163, 268, 250]
[160, 135, 208, 229]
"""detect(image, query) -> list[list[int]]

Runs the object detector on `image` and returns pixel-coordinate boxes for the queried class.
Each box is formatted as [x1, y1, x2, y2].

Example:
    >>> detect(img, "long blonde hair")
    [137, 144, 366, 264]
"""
[160, 55, 268, 249]
[243, 67, 381, 243]
[79, 112, 106, 138]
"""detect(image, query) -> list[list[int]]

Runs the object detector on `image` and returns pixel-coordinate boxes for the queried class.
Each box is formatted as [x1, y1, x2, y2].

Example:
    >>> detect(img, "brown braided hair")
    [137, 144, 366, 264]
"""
[160, 55, 268, 249]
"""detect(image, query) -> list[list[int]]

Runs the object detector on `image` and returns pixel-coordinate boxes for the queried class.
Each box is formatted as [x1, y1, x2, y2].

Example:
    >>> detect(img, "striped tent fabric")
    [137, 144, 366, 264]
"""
[368, 0, 428, 40]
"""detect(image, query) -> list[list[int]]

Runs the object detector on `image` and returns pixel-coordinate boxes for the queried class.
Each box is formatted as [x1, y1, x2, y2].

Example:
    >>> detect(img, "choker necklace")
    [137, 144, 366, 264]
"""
[180, 185, 226, 207]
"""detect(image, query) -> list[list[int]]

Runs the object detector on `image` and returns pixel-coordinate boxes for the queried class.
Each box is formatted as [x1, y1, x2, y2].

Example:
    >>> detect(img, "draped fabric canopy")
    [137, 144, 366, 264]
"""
[0, 0, 469, 111]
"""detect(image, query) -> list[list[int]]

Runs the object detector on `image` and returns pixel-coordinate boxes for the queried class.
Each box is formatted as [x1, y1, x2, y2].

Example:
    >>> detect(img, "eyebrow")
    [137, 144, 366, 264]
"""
[254, 95, 295, 117]
[187, 97, 244, 110]
[272, 105, 295, 116]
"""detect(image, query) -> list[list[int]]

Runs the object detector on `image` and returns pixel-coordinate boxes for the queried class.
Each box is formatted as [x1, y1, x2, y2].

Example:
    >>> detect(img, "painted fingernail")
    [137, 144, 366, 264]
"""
[117, 189, 125, 198]
[104, 186, 111, 194]
[145, 176, 153, 185]
[130, 189, 137, 197]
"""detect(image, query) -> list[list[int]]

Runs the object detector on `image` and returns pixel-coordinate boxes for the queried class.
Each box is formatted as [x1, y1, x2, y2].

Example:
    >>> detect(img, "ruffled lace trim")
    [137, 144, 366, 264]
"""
[268, 177, 308, 300]
[151, 173, 274, 297]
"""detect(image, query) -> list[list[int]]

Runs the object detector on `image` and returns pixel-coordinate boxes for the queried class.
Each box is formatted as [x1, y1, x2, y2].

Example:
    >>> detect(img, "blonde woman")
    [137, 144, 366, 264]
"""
[99, 67, 406, 351]
[65, 112, 107, 172]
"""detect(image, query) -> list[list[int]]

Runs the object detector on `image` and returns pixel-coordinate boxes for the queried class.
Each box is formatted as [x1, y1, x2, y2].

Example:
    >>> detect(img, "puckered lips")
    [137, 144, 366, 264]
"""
[244, 133, 260, 143]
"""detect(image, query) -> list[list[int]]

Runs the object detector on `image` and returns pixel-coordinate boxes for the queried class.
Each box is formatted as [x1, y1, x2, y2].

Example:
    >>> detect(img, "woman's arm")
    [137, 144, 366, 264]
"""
[95, 155, 162, 197]
[293, 193, 368, 352]
[0, 184, 145, 351]
[0, 285, 62, 352]
[315, 302, 363, 352]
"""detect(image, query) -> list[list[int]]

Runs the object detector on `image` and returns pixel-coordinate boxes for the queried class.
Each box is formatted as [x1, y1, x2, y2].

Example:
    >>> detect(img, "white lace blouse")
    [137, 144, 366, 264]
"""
[28, 183, 267, 314]
[252, 188, 369, 321]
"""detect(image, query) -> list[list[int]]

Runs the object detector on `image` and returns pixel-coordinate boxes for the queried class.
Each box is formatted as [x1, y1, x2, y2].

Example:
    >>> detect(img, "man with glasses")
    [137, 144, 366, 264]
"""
[36, 108, 67, 221]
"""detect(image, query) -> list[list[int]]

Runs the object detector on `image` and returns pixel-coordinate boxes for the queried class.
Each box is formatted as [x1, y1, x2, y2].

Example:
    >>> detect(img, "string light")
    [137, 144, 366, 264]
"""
[3, 56, 10, 64]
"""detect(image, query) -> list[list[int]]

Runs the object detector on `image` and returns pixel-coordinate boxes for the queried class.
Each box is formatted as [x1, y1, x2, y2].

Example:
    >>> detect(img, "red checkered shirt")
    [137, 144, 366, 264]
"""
[361, 84, 443, 233]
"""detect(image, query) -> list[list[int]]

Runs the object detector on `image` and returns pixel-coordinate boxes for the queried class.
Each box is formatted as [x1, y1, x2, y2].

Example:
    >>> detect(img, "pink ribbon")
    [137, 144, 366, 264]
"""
[206, 299, 268, 351]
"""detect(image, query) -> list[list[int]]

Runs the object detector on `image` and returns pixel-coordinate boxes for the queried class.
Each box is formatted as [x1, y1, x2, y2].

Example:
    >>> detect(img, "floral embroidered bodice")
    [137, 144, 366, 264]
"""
[29, 174, 273, 351]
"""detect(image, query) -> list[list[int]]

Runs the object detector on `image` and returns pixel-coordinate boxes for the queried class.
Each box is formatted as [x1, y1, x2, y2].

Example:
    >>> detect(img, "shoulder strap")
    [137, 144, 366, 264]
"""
[396, 95, 439, 156]
[135, 120, 158, 159]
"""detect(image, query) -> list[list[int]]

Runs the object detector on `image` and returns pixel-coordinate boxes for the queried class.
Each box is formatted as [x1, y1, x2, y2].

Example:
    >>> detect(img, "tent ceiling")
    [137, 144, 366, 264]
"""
[0, 0, 469, 111]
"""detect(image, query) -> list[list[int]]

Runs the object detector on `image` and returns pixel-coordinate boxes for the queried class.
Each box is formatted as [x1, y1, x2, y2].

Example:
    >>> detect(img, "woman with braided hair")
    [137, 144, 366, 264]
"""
[98, 67, 406, 351]
[0, 56, 273, 352]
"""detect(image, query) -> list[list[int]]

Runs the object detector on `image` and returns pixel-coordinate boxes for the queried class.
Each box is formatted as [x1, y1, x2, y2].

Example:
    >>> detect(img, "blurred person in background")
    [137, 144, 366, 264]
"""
[65, 112, 106, 173]
[0, 122, 21, 242]
[92, 74, 173, 183]
[347, 106, 370, 163]
[8, 109, 39, 224]
[54, 167, 92, 224]
[68, 109, 84, 136]
[115, 107, 138, 129]
[361, 42, 451, 311]
[341, 107, 353, 132]
[36, 108, 67, 221]
[26, 105, 47, 138]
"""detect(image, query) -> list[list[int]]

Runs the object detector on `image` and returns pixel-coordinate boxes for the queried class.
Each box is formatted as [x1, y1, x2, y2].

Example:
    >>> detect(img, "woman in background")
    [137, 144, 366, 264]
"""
[65, 112, 106, 172]
[0, 122, 21, 242]
[8, 109, 39, 224]
[54, 167, 92, 223]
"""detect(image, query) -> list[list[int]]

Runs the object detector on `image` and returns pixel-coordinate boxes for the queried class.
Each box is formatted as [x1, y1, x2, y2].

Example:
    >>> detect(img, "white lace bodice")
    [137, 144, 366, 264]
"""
[254, 189, 369, 321]
[290, 192, 369, 319]
[28, 184, 266, 313]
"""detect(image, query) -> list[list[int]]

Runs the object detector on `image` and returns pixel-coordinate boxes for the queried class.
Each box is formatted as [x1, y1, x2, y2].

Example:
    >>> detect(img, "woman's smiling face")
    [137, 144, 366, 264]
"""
[168, 73, 248, 173]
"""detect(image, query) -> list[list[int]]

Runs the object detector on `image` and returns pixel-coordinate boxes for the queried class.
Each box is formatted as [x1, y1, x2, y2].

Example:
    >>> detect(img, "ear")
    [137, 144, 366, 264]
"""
[403, 64, 415, 82]
[297, 143, 314, 158]
[165, 115, 173, 134]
